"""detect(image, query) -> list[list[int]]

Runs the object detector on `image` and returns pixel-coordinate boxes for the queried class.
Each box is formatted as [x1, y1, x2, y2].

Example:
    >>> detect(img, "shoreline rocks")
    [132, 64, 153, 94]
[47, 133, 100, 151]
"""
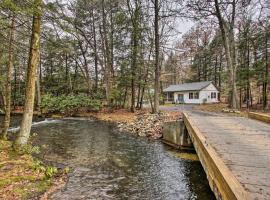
[117, 112, 182, 139]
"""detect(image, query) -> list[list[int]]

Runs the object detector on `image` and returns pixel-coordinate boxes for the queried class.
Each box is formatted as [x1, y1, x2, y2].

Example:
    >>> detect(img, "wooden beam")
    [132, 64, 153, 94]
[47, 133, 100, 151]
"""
[183, 112, 251, 200]
[248, 112, 270, 124]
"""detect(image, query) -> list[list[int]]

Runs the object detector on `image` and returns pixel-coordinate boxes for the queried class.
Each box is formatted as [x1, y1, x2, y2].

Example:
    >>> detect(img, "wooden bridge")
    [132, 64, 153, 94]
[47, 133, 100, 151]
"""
[183, 111, 270, 200]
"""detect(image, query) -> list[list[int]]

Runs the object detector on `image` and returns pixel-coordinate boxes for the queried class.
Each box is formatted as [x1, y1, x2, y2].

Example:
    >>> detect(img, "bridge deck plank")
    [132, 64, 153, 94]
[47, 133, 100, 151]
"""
[185, 111, 270, 200]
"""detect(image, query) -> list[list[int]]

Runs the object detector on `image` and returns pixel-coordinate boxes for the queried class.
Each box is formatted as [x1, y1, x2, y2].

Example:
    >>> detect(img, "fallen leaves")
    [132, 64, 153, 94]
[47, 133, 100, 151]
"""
[0, 140, 66, 200]
[194, 103, 229, 113]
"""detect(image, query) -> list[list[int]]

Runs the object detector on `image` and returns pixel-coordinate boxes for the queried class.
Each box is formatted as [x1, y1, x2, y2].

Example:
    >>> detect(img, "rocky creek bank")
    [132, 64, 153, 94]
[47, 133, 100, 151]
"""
[117, 111, 182, 139]
[48, 108, 182, 139]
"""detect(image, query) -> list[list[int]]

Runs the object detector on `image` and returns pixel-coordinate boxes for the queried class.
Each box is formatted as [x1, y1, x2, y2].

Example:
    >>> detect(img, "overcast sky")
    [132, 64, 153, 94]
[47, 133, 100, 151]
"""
[174, 19, 194, 41]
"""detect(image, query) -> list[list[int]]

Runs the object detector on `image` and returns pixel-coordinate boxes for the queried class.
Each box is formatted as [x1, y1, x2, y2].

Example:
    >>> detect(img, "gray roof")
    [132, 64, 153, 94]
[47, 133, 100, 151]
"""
[163, 81, 213, 92]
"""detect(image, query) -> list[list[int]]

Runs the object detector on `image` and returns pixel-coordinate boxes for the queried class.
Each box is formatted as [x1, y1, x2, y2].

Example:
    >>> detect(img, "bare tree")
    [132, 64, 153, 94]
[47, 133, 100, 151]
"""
[1, 14, 15, 140]
[185, 0, 241, 108]
[214, 0, 239, 108]
[153, 0, 160, 113]
[15, 0, 42, 146]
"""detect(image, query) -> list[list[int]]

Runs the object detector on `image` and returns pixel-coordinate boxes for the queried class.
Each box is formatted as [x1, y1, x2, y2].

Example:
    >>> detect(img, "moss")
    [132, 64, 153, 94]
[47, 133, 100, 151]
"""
[169, 151, 200, 161]
[0, 175, 37, 188]
[0, 179, 10, 188]
[33, 179, 52, 193]
[0, 140, 11, 150]
[0, 140, 64, 199]
[13, 187, 28, 199]
[13, 179, 52, 200]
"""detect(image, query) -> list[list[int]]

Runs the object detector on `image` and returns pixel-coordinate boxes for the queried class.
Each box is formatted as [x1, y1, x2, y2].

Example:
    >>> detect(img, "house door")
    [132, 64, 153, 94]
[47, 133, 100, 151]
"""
[178, 94, 184, 103]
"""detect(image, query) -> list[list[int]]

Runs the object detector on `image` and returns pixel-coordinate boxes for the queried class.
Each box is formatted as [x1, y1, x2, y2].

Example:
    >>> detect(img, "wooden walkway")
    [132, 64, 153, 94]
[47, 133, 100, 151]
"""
[183, 111, 270, 200]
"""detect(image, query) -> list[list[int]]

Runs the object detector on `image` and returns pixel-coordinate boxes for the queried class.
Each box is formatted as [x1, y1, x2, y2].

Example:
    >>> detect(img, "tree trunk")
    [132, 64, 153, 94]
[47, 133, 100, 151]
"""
[1, 14, 15, 140]
[122, 86, 128, 108]
[102, 0, 112, 104]
[203, 54, 207, 81]
[73, 59, 78, 92]
[36, 56, 41, 114]
[129, 0, 140, 112]
[140, 85, 145, 109]
[263, 32, 268, 109]
[140, 63, 150, 109]
[109, 2, 115, 78]
[214, 0, 239, 109]
[148, 88, 154, 113]
[100, 25, 110, 102]
[219, 52, 222, 88]
[64, 53, 72, 94]
[13, 64, 17, 109]
[153, 0, 160, 113]
[15, 0, 42, 146]
[78, 41, 91, 95]
[214, 54, 218, 86]
[136, 81, 141, 108]
[92, 9, 98, 92]
[239, 88, 242, 109]
[246, 38, 250, 109]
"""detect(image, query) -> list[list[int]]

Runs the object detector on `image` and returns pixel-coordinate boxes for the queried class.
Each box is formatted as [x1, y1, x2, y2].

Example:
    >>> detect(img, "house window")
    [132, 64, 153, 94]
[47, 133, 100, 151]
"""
[166, 92, 173, 101]
[194, 92, 199, 99]
[189, 92, 199, 99]
[211, 92, 216, 99]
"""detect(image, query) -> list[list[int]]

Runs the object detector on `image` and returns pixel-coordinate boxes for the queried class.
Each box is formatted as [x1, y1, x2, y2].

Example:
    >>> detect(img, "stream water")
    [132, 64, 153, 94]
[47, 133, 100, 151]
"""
[3, 116, 215, 200]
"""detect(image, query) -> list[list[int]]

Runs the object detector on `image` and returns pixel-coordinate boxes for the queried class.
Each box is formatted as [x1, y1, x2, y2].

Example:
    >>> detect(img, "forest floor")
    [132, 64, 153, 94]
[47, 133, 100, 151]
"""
[194, 103, 270, 117]
[75, 108, 140, 123]
[194, 103, 229, 113]
[0, 140, 67, 200]
[193, 103, 248, 117]
[76, 108, 181, 122]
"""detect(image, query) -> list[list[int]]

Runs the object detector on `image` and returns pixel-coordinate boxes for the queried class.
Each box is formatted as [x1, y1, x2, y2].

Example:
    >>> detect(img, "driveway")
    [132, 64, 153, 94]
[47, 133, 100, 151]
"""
[159, 104, 194, 112]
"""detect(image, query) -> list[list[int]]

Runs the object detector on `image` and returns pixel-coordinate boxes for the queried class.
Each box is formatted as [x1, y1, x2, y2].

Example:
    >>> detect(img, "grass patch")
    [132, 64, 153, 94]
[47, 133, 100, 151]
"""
[194, 103, 249, 117]
[0, 175, 36, 188]
[162, 103, 179, 106]
[194, 103, 229, 113]
[0, 140, 66, 200]
[13, 179, 52, 200]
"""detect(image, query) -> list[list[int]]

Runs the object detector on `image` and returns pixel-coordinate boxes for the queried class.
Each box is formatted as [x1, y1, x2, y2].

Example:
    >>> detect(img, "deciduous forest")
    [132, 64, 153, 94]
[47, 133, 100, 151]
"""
[0, 0, 269, 146]
[0, 1, 269, 199]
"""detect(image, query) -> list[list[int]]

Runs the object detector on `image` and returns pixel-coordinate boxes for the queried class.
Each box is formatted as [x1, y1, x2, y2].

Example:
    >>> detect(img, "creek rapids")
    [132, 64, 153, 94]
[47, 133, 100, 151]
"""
[5, 117, 215, 200]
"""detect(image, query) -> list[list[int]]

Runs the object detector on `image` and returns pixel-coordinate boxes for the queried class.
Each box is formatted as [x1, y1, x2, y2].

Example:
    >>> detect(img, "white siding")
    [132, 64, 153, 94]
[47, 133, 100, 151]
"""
[174, 92, 202, 104]
[200, 83, 219, 103]
[172, 83, 219, 104]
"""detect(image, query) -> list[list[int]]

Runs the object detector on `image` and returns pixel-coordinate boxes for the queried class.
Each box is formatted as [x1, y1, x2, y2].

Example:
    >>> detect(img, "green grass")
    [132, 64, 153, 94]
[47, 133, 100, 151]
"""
[0, 175, 37, 188]
[0, 140, 63, 199]
[13, 179, 52, 200]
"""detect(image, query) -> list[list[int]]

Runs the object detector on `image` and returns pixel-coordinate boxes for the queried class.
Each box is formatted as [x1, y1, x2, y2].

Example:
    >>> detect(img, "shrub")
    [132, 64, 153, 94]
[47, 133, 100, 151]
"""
[41, 94, 102, 114]
[32, 160, 58, 178]
[16, 144, 40, 155]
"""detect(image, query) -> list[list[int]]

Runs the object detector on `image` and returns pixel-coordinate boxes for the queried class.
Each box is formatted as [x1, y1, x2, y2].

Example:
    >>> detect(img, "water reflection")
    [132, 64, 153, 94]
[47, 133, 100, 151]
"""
[31, 119, 215, 200]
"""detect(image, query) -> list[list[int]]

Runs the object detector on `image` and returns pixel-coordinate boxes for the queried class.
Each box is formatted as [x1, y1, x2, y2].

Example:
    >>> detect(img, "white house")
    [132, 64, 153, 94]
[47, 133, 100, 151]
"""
[163, 81, 219, 104]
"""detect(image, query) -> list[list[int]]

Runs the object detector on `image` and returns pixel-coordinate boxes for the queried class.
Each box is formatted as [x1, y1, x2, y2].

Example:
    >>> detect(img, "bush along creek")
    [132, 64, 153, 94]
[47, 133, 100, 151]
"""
[40, 94, 102, 116]
[39, 93, 181, 140]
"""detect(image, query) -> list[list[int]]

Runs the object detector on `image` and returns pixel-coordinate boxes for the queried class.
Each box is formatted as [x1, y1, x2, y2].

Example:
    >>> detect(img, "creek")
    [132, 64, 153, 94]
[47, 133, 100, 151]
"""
[3, 116, 215, 200]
